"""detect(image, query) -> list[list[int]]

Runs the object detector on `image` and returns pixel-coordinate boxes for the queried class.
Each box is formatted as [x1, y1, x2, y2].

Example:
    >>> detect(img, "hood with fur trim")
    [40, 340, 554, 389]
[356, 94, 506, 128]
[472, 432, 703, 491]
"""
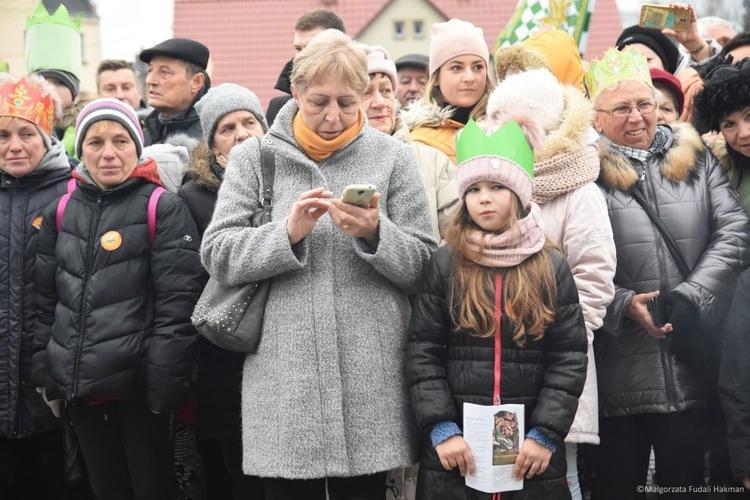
[536, 85, 594, 163]
[401, 99, 457, 131]
[598, 122, 705, 191]
[495, 44, 551, 82]
[186, 141, 221, 190]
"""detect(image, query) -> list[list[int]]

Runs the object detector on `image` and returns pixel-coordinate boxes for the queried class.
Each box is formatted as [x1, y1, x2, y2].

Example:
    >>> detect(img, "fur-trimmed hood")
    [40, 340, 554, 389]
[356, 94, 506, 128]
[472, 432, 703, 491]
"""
[536, 85, 594, 163]
[598, 122, 705, 191]
[401, 99, 457, 130]
[495, 44, 551, 82]
[710, 136, 733, 173]
[186, 141, 221, 190]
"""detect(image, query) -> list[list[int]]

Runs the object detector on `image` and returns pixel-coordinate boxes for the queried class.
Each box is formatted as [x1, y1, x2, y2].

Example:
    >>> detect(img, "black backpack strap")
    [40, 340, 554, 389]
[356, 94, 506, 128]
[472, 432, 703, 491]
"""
[630, 184, 691, 279]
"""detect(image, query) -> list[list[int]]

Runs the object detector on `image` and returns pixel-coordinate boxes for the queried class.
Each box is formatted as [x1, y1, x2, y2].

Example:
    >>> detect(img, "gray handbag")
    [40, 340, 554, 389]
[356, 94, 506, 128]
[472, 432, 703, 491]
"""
[191, 138, 275, 353]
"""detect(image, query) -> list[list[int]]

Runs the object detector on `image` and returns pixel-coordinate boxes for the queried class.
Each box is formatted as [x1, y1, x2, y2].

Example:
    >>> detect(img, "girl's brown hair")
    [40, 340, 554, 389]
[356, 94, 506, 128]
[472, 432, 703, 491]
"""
[444, 196, 557, 346]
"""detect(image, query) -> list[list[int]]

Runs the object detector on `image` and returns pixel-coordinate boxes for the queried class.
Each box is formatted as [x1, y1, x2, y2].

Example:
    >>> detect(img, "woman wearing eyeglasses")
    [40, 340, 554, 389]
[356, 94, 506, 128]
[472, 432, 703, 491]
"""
[586, 47, 750, 500]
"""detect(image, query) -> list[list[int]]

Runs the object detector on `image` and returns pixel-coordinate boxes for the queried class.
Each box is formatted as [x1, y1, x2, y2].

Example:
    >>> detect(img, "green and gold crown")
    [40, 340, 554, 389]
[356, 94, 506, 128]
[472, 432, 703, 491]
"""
[456, 119, 534, 179]
[584, 46, 652, 100]
[25, 2, 82, 79]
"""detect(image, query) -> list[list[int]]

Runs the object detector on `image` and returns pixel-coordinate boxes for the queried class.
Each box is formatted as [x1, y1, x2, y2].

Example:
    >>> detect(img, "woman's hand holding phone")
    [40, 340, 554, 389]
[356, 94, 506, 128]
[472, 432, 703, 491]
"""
[327, 192, 381, 247]
[287, 187, 333, 245]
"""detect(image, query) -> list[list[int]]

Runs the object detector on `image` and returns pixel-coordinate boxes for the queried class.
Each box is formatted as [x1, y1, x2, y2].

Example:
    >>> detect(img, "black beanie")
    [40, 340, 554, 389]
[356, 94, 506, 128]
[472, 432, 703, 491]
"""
[693, 59, 750, 134]
[616, 25, 680, 74]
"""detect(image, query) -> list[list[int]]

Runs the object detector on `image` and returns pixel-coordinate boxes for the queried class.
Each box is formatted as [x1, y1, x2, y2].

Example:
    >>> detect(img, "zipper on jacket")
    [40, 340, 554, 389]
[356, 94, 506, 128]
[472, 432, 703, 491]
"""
[71, 195, 103, 399]
[640, 161, 678, 411]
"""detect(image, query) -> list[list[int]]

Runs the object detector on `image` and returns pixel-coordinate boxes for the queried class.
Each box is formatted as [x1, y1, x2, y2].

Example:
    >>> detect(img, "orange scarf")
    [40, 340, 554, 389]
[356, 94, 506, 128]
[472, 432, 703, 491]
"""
[293, 110, 364, 162]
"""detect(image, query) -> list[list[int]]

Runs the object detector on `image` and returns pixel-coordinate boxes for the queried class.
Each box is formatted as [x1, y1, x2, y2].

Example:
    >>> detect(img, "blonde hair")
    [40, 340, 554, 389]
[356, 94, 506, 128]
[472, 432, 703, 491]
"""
[421, 64, 494, 121]
[0, 73, 63, 122]
[444, 197, 557, 346]
[291, 29, 369, 95]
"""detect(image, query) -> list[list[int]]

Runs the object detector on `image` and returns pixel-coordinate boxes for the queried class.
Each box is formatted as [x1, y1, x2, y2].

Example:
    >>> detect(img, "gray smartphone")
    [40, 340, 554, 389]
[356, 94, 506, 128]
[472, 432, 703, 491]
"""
[340, 184, 377, 208]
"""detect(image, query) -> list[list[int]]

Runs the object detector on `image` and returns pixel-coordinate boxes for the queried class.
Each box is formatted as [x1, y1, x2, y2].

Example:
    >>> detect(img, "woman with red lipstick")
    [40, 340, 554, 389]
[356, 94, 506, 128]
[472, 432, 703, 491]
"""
[693, 57, 750, 210]
[587, 47, 750, 499]
[406, 117, 587, 500]
[403, 19, 493, 164]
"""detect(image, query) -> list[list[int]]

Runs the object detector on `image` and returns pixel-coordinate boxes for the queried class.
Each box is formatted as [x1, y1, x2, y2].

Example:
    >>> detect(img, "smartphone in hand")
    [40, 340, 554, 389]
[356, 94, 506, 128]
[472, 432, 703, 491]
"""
[639, 4, 690, 31]
[340, 184, 377, 208]
[647, 295, 669, 327]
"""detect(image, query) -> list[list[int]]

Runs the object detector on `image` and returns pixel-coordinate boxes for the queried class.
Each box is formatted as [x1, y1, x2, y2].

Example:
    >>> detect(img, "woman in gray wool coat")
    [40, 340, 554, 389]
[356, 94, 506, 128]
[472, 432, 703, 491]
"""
[200, 29, 437, 500]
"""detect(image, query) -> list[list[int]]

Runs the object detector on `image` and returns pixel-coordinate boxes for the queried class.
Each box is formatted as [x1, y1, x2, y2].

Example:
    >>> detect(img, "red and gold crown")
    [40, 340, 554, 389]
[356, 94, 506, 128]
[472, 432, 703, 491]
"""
[0, 77, 54, 136]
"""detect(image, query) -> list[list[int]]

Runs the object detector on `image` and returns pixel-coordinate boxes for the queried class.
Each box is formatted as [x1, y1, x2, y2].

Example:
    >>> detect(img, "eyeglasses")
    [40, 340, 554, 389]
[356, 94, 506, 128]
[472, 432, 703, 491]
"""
[596, 100, 656, 117]
[705, 56, 750, 85]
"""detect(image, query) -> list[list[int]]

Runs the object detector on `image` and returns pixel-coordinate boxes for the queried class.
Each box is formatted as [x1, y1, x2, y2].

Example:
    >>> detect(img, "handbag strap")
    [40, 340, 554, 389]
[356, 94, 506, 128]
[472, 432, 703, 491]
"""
[259, 137, 275, 216]
[630, 185, 691, 279]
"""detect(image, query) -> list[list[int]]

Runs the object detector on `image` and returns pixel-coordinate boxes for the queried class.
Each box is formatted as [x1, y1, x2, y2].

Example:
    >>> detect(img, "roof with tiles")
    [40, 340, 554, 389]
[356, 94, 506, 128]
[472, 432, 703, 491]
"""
[174, 0, 623, 110]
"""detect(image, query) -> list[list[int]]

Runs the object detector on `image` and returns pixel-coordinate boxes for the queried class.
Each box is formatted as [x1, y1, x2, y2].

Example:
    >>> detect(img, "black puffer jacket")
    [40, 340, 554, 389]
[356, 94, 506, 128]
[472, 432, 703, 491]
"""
[31, 159, 203, 412]
[596, 123, 750, 418]
[0, 144, 73, 438]
[178, 144, 245, 438]
[719, 267, 750, 481]
[407, 244, 587, 500]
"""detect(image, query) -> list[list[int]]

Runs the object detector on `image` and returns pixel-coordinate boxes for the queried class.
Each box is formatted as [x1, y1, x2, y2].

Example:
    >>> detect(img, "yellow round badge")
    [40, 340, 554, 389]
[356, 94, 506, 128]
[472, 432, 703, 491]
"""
[32, 216, 43, 230]
[101, 231, 122, 251]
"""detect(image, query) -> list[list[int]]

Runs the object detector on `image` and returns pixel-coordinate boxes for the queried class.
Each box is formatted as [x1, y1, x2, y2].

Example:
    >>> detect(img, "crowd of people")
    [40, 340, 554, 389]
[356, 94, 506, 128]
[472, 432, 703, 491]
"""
[3, 3, 750, 500]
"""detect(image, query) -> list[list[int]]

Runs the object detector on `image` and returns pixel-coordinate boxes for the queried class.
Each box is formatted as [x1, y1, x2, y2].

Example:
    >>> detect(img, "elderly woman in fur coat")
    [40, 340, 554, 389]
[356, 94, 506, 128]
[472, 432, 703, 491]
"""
[201, 30, 436, 500]
[586, 47, 750, 500]
[177, 83, 269, 500]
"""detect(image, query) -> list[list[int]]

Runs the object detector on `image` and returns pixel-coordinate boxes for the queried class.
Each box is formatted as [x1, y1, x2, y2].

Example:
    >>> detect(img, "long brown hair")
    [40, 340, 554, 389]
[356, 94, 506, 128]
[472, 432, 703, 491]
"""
[444, 197, 557, 346]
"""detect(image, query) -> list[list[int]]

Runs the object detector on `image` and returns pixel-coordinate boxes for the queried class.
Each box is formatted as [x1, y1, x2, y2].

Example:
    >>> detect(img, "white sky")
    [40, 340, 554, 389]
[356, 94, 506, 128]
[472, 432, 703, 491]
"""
[90, 0, 174, 60]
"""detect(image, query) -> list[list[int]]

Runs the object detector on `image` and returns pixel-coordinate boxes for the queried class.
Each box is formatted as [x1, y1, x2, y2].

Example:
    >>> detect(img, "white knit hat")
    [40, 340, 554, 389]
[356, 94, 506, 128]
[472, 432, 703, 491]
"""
[75, 98, 144, 159]
[486, 68, 565, 134]
[429, 19, 489, 76]
[362, 44, 398, 93]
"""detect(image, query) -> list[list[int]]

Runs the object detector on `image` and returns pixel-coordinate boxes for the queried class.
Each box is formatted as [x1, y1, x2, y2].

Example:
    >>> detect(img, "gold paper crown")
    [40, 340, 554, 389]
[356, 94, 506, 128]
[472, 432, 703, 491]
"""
[584, 46, 652, 100]
[0, 78, 55, 136]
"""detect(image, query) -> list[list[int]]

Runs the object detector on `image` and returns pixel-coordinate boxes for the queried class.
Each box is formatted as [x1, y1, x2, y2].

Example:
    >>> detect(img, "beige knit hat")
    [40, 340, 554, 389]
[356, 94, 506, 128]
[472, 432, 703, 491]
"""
[429, 19, 489, 76]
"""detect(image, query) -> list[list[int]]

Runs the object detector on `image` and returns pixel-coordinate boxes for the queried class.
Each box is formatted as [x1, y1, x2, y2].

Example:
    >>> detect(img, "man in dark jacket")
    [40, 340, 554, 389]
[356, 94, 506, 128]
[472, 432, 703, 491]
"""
[265, 9, 345, 126]
[139, 37, 210, 146]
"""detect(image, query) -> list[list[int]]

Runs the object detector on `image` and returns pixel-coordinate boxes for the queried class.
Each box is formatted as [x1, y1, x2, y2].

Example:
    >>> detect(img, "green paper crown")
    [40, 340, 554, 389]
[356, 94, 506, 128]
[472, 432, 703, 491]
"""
[26, 2, 81, 31]
[456, 119, 535, 179]
[584, 46, 652, 100]
[25, 2, 82, 79]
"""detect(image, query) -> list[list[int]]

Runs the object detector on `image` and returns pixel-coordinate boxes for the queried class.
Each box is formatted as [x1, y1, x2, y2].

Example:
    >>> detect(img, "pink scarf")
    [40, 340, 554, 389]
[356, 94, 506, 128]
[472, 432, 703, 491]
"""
[465, 203, 546, 268]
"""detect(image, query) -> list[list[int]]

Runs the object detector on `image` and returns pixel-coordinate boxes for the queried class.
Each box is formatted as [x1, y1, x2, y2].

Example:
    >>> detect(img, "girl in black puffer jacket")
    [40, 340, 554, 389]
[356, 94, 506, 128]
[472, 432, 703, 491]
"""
[406, 119, 587, 500]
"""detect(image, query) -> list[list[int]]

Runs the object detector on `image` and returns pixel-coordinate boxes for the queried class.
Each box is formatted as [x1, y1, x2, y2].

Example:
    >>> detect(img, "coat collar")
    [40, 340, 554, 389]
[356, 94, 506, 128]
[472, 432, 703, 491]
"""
[597, 122, 705, 191]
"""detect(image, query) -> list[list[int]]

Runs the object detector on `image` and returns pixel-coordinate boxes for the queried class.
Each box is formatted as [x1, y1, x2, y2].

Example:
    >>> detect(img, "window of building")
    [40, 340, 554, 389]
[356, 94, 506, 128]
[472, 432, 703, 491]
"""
[413, 20, 425, 39]
[394, 20, 406, 39]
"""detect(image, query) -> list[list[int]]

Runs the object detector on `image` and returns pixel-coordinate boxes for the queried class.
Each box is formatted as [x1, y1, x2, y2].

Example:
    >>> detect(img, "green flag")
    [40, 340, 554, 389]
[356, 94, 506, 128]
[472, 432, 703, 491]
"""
[494, 0, 596, 56]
